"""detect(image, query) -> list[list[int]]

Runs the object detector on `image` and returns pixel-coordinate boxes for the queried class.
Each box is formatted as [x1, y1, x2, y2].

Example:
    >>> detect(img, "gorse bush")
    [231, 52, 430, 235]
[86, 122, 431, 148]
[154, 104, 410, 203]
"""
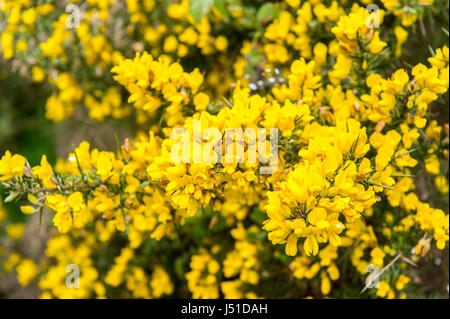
[0, 0, 449, 299]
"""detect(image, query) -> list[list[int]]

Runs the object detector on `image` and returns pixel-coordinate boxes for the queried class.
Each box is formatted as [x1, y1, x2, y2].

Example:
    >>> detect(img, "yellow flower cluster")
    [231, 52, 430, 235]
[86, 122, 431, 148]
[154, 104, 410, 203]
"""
[290, 244, 340, 295]
[221, 224, 260, 298]
[111, 52, 204, 126]
[264, 119, 376, 257]
[186, 248, 221, 299]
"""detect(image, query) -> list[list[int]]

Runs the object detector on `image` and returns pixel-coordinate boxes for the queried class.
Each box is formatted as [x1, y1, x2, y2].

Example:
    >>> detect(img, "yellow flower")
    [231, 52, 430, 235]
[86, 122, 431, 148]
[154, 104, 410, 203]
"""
[321, 273, 331, 295]
[3, 253, 22, 272]
[376, 280, 395, 299]
[163, 35, 178, 53]
[151, 266, 174, 297]
[394, 26, 408, 57]
[193, 92, 210, 111]
[214, 36, 228, 52]
[395, 274, 410, 291]
[304, 235, 319, 256]
[16, 259, 38, 286]
[167, 2, 188, 19]
[6, 223, 25, 240]
[1, 31, 14, 59]
[68, 192, 85, 213]
[0, 151, 26, 181]
[179, 27, 198, 46]
[286, 0, 300, 8]
[369, 32, 387, 54]
[20, 205, 35, 215]
[16, 39, 27, 52]
[22, 8, 37, 26]
[96, 152, 113, 181]
[32, 155, 56, 188]
[313, 42, 327, 64]
[32, 66, 46, 82]
[370, 247, 385, 268]
[428, 46, 449, 69]
[435, 176, 449, 194]
[286, 233, 299, 256]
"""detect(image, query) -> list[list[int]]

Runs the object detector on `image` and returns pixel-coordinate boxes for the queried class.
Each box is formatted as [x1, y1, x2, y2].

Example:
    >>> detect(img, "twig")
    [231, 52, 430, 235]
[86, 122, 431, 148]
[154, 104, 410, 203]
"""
[360, 253, 403, 294]
[368, 182, 394, 190]
[30, 183, 98, 195]
[401, 255, 418, 268]
[72, 143, 86, 181]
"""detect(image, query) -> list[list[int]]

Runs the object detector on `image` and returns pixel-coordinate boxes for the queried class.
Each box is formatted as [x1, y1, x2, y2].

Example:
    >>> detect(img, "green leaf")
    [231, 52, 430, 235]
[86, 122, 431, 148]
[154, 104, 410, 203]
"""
[250, 207, 266, 226]
[244, 64, 254, 77]
[38, 206, 43, 229]
[248, 47, 263, 64]
[174, 256, 187, 279]
[256, 3, 279, 22]
[279, 253, 293, 264]
[210, 215, 227, 231]
[4, 192, 20, 203]
[140, 180, 149, 188]
[190, 0, 214, 24]
[213, 0, 229, 17]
